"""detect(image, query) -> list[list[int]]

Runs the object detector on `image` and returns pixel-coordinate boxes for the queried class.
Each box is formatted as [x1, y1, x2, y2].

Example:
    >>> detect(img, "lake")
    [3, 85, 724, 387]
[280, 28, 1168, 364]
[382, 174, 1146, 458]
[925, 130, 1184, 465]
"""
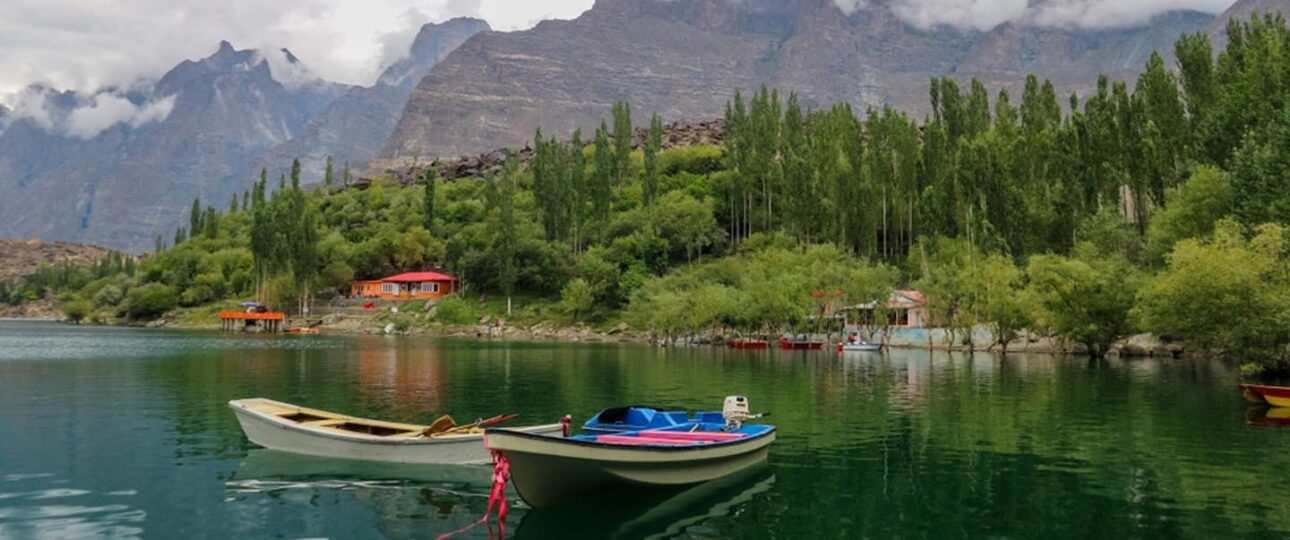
[0, 320, 1286, 539]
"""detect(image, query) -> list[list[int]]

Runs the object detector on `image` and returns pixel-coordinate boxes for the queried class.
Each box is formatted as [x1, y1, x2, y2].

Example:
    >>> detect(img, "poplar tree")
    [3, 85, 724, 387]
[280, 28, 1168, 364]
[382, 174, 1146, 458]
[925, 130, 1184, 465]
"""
[324, 155, 334, 187]
[495, 153, 519, 310]
[423, 166, 438, 231]
[568, 128, 587, 252]
[612, 101, 633, 185]
[203, 206, 218, 239]
[642, 113, 663, 226]
[189, 198, 202, 239]
[290, 158, 301, 189]
[591, 123, 614, 234]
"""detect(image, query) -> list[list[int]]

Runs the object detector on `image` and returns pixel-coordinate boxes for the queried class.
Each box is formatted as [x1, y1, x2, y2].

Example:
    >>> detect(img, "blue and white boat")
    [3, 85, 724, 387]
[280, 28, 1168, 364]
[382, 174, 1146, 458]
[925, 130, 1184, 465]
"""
[486, 396, 775, 508]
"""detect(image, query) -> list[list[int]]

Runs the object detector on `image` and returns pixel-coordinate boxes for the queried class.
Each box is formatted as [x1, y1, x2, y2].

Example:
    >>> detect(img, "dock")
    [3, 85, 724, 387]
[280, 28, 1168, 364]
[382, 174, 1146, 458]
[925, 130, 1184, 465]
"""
[219, 311, 285, 333]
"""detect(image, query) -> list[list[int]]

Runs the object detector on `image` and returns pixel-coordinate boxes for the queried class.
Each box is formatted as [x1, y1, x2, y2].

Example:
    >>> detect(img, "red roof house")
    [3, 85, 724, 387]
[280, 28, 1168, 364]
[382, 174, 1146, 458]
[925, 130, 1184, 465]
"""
[350, 271, 459, 300]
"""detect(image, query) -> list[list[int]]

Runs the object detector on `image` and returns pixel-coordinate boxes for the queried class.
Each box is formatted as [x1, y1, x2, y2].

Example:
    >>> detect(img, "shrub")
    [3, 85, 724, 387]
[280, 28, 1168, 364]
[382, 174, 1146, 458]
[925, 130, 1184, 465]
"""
[124, 284, 179, 321]
[658, 144, 723, 175]
[60, 296, 92, 324]
[92, 285, 124, 309]
[560, 278, 594, 320]
[434, 296, 476, 325]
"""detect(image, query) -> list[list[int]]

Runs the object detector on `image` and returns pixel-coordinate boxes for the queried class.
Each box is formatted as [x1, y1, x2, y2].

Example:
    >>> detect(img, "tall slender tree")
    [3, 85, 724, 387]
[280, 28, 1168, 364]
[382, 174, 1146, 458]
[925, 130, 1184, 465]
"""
[423, 166, 438, 231]
[643, 113, 663, 226]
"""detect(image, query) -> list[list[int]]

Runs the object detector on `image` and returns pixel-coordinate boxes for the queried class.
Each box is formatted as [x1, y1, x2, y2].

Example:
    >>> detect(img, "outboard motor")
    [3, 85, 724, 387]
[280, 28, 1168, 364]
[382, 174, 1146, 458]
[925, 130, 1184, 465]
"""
[723, 395, 752, 430]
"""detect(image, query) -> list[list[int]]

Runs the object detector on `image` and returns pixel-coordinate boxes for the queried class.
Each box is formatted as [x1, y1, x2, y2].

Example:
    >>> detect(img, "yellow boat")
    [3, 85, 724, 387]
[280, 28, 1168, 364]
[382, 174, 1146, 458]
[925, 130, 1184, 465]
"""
[1239, 383, 1290, 408]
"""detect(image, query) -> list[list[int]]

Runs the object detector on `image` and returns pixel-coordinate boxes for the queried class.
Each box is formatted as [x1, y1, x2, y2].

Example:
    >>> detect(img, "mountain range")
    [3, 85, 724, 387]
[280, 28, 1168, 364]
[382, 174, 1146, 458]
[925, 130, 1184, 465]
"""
[0, 18, 488, 251]
[1, 0, 1287, 251]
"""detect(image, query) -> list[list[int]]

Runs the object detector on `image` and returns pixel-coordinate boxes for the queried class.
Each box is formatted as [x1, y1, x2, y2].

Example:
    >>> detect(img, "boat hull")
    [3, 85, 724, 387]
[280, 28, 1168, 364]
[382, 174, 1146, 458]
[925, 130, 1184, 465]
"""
[487, 428, 775, 508]
[230, 399, 563, 465]
[1240, 384, 1290, 408]
[838, 343, 881, 352]
[779, 339, 822, 350]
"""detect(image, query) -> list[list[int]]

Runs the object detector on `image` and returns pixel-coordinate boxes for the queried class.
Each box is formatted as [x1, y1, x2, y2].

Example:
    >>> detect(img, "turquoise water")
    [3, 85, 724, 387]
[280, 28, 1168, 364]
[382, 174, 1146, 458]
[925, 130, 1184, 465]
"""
[0, 320, 1287, 539]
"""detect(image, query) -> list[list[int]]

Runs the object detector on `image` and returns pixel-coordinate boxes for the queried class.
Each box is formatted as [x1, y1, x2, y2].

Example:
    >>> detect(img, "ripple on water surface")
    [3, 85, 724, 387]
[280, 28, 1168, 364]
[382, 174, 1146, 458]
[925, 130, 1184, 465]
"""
[0, 321, 1288, 539]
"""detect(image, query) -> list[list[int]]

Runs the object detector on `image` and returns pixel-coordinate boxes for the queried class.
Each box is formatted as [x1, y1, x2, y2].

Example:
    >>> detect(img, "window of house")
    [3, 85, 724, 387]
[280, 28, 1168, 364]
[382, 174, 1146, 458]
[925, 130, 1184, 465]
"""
[381, 283, 395, 294]
[429, 283, 440, 293]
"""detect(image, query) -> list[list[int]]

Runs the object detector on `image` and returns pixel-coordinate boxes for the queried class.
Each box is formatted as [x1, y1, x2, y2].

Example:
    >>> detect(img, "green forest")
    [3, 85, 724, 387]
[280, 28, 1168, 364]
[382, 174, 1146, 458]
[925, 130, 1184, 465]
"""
[3, 14, 1288, 367]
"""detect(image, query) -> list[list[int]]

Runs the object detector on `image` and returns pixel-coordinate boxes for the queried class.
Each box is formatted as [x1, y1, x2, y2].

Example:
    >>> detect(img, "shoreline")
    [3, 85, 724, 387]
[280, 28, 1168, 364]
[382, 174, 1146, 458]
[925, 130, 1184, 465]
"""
[3, 313, 1189, 358]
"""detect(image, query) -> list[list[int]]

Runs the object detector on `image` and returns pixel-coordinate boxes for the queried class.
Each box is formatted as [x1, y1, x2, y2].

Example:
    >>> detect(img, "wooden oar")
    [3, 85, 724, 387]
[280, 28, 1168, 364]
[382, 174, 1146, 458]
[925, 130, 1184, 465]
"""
[436, 413, 519, 436]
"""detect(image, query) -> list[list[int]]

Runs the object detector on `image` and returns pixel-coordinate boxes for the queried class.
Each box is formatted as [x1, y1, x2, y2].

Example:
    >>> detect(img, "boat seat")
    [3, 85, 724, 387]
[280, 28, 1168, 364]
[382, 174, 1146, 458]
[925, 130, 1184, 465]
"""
[637, 431, 746, 442]
[300, 419, 347, 427]
[248, 403, 300, 416]
[594, 435, 697, 446]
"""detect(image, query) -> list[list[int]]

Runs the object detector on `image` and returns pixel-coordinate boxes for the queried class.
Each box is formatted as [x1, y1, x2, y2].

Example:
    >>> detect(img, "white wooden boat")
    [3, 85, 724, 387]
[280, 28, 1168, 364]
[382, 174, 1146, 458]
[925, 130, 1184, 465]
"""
[229, 398, 564, 465]
[486, 398, 775, 508]
[837, 342, 882, 352]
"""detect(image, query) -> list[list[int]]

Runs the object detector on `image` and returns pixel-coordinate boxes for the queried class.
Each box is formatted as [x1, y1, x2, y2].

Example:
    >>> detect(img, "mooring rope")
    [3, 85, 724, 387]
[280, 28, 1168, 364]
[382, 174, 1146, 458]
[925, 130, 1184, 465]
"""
[436, 449, 510, 539]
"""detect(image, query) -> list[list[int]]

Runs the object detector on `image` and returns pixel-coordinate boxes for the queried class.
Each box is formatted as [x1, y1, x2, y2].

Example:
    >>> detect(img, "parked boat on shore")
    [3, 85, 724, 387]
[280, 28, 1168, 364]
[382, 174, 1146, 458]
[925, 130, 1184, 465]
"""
[1240, 383, 1290, 408]
[229, 398, 564, 465]
[487, 396, 775, 508]
[838, 342, 881, 352]
[779, 336, 823, 350]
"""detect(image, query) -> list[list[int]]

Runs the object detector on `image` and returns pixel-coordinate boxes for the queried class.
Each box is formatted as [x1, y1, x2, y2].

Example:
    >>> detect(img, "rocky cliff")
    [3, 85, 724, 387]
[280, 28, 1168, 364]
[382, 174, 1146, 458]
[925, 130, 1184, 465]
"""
[0, 238, 111, 282]
[384, 0, 1234, 159]
[251, 18, 490, 183]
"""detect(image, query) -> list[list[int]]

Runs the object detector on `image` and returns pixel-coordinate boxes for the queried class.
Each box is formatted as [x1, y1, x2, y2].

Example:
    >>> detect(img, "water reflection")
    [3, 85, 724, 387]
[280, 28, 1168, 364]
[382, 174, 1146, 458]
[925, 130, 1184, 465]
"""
[514, 465, 775, 540]
[229, 449, 493, 492]
[1243, 406, 1290, 428]
[0, 473, 146, 539]
[3, 322, 1290, 539]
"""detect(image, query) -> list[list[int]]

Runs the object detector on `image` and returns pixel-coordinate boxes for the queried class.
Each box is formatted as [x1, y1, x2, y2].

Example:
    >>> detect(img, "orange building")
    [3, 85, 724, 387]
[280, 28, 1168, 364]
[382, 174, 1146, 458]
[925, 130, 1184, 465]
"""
[350, 271, 459, 300]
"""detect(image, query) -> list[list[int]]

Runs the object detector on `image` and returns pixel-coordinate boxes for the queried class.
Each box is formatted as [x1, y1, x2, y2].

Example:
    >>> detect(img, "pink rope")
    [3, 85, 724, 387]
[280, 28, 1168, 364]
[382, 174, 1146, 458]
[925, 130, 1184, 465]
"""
[437, 450, 511, 540]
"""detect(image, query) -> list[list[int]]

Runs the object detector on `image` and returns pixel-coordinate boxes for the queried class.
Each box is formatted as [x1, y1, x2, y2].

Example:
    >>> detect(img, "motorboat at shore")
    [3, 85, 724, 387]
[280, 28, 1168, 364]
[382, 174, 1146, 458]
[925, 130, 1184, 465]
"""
[838, 342, 882, 352]
[487, 396, 775, 508]
[229, 398, 564, 465]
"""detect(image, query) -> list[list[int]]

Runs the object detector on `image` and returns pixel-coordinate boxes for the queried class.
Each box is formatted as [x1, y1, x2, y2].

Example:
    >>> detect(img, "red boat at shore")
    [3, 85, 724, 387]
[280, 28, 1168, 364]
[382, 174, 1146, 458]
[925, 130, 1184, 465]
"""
[1240, 383, 1290, 408]
[778, 337, 823, 350]
[728, 339, 769, 350]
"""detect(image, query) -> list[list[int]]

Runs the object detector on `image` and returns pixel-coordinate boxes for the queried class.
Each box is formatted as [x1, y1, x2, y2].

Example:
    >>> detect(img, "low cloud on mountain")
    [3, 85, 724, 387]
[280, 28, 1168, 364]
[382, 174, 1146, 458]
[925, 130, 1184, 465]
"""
[835, 0, 1236, 30]
[0, 0, 594, 103]
[6, 87, 175, 139]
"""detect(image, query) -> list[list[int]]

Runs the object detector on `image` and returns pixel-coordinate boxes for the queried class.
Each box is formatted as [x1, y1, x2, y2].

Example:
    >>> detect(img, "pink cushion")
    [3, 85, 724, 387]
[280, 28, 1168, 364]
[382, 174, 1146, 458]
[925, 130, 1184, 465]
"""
[594, 435, 695, 446]
[637, 430, 746, 442]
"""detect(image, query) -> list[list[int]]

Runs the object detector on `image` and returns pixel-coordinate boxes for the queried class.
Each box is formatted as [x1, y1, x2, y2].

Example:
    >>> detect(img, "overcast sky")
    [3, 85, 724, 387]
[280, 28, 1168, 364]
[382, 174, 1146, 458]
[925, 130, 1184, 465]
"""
[0, 0, 595, 104]
[0, 0, 1240, 106]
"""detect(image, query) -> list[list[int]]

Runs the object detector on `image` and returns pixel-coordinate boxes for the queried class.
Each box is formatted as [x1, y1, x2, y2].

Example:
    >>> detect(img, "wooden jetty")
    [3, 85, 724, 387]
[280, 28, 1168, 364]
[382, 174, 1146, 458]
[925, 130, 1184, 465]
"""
[219, 311, 285, 333]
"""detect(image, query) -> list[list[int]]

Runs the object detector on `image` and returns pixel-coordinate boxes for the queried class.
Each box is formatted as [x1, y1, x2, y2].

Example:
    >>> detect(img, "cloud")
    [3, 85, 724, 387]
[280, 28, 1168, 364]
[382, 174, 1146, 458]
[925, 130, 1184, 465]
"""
[255, 49, 323, 90]
[1026, 0, 1237, 29]
[8, 87, 175, 139]
[375, 8, 438, 73]
[835, 0, 1236, 31]
[8, 86, 57, 131]
[0, 0, 595, 101]
[889, 0, 1028, 31]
